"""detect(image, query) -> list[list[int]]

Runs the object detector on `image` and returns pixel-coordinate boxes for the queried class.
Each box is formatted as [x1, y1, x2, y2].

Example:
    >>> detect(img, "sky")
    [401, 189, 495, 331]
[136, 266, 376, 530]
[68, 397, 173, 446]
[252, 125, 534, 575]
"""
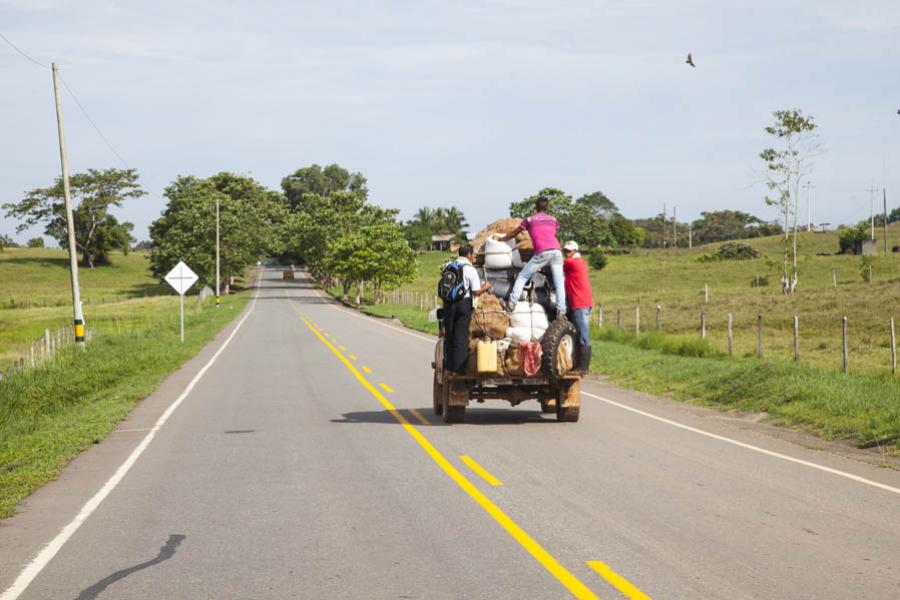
[2, 0, 899, 243]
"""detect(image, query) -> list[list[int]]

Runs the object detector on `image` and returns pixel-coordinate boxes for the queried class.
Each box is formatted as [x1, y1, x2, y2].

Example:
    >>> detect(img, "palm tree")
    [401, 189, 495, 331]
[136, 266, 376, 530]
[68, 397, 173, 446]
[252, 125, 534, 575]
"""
[443, 207, 469, 234]
[413, 207, 434, 228]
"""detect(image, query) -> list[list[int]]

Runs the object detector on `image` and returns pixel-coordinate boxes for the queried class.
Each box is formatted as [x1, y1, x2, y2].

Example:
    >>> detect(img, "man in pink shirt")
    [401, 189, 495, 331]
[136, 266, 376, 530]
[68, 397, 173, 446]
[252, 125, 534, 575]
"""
[495, 195, 567, 315]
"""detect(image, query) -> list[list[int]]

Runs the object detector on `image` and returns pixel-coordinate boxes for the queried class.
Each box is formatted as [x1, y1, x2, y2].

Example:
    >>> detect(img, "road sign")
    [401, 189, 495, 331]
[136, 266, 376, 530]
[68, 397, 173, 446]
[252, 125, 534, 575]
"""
[165, 261, 198, 296]
[164, 261, 198, 342]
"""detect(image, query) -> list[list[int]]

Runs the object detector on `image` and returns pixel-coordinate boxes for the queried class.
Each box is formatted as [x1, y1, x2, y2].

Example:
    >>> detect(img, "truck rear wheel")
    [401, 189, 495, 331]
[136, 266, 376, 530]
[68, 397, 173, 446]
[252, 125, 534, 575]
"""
[432, 371, 444, 416]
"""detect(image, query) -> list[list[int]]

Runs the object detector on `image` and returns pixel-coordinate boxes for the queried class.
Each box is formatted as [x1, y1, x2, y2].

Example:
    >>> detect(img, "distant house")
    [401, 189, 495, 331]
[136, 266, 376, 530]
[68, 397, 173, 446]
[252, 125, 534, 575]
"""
[431, 233, 455, 251]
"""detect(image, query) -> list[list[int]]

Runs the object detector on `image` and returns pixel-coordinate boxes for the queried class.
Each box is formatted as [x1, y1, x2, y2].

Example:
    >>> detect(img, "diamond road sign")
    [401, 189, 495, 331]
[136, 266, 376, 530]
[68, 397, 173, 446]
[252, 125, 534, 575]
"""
[164, 261, 199, 296]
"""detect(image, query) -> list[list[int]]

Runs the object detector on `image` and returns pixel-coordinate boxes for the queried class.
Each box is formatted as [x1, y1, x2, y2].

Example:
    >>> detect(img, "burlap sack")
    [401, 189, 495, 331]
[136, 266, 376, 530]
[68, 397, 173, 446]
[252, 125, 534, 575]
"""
[505, 344, 525, 376]
[469, 294, 510, 340]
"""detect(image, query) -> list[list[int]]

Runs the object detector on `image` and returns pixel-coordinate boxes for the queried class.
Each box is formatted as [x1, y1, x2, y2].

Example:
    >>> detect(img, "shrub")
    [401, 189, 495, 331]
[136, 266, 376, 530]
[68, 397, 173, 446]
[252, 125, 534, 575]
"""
[698, 242, 759, 262]
[838, 224, 867, 254]
[587, 249, 608, 271]
[750, 275, 770, 287]
[27, 237, 45, 248]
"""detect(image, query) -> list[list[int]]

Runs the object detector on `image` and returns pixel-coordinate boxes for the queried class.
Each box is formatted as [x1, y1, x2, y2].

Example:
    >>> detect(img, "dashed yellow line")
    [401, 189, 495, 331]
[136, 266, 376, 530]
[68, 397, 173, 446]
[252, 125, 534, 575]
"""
[379, 383, 395, 394]
[339, 345, 346, 350]
[408, 408, 430, 426]
[362, 366, 372, 373]
[587, 561, 650, 600]
[348, 353, 358, 360]
[460, 455, 503, 486]
[296, 312, 599, 600]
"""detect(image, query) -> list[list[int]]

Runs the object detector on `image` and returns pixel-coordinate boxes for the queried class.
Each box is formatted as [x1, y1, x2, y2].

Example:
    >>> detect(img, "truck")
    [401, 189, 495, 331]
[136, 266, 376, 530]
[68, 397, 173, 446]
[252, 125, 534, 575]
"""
[431, 264, 583, 423]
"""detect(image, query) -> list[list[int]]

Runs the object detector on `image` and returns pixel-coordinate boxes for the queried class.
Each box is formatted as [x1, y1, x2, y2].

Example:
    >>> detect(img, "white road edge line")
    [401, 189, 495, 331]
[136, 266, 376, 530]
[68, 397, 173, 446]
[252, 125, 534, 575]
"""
[581, 391, 900, 497]
[311, 280, 900, 498]
[1, 269, 264, 600]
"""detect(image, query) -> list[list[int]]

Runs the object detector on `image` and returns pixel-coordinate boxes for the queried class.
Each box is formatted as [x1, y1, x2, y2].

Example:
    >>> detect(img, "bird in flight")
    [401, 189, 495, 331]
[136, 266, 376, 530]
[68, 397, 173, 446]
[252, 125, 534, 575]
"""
[686, 53, 695, 67]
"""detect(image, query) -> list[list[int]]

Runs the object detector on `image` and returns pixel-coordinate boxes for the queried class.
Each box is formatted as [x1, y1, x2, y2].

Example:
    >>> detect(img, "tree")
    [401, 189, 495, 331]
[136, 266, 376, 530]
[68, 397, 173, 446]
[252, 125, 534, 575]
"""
[149, 173, 288, 288]
[2, 168, 144, 267]
[281, 163, 368, 211]
[690, 210, 782, 245]
[328, 223, 417, 304]
[760, 109, 820, 294]
[0, 234, 16, 252]
[838, 223, 868, 254]
[403, 220, 432, 251]
[26, 237, 45, 248]
[509, 187, 573, 220]
[608, 214, 645, 247]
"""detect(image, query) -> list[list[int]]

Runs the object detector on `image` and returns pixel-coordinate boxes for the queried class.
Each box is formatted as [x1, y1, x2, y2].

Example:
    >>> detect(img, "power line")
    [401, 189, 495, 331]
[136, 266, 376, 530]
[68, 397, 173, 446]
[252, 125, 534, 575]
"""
[58, 75, 129, 168]
[2, 31, 129, 168]
[0, 30, 48, 69]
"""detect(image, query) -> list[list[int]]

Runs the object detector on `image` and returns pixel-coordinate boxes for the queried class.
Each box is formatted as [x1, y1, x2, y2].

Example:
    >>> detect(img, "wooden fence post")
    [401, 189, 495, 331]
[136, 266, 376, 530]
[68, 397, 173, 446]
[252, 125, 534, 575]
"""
[616, 309, 621, 330]
[635, 306, 640, 335]
[44, 329, 51, 360]
[727, 313, 734, 356]
[793, 316, 799, 361]
[704, 283, 709, 303]
[891, 317, 897, 375]
[597, 304, 603, 328]
[842, 316, 849, 374]
[757, 315, 763, 358]
[700, 311, 707, 339]
[832, 269, 837, 287]
[656, 305, 661, 331]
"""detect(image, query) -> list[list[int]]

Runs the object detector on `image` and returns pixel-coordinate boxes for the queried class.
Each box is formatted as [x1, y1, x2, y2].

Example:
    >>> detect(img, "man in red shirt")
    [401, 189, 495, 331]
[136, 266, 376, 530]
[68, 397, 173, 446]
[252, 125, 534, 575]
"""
[562, 240, 594, 373]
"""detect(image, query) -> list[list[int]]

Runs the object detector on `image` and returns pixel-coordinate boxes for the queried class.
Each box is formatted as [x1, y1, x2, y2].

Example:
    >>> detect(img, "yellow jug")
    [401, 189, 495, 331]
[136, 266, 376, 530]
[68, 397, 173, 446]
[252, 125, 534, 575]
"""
[477, 339, 498, 374]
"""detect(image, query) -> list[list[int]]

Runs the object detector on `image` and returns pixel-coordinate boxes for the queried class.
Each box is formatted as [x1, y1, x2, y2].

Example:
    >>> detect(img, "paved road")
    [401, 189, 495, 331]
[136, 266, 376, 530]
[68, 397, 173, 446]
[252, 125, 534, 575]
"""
[3, 268, 900, 599]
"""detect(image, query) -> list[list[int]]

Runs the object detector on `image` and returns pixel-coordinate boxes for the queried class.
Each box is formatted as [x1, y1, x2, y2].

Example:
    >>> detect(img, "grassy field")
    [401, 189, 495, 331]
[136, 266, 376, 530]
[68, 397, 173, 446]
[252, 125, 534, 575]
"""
[387, 225, 900, 374]
[336, 228, 900, 452]
[0, 249, 175, 370]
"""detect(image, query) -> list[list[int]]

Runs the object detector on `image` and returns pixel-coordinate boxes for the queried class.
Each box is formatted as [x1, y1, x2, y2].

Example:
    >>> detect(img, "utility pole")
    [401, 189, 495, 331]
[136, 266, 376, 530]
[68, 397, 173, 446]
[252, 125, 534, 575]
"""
[215, 195, 221, 307]
[802, 181, 815, 232]
[661, 202, 667, 248]
[688, 222, 693, 248]
[885, 187, 889, 255]
[868, 184, 877, 241]
[672, 207, 677, 247]
[51, 63, 85, 347]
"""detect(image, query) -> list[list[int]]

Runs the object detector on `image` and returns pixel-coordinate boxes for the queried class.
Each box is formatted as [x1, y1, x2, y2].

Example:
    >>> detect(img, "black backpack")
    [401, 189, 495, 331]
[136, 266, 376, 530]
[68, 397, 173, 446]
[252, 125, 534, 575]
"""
[437, 260, 467, 303]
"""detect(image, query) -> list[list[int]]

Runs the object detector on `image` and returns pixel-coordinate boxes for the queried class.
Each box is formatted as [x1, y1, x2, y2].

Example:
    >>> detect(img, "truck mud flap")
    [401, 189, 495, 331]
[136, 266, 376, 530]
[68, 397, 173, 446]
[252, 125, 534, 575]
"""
[448, 380, 469, 407]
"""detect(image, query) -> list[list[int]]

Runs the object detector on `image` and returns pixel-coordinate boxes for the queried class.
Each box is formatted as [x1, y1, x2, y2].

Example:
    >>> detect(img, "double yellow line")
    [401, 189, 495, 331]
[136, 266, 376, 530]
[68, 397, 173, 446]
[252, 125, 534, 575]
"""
[298, 314, 600, 599]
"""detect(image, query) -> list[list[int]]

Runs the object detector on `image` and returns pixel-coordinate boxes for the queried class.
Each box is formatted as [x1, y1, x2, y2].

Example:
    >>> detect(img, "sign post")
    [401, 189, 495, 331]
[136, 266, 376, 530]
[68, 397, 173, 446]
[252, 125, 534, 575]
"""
[164, 261, 199, 342]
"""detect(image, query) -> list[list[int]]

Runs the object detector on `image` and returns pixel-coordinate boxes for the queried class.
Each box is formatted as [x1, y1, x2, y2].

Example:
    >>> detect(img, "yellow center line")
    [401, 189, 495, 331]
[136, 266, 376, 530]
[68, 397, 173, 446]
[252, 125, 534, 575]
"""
[460, 455, 503, 487]
[295, 310, 599, 600]
[408, 408, 430, 426]
[339, 345, 346, 350]
[347, 354, 358, 361]
[380, 383, 395, 394]
[362, 366, 373, 374]
[587, 561, 651, 600]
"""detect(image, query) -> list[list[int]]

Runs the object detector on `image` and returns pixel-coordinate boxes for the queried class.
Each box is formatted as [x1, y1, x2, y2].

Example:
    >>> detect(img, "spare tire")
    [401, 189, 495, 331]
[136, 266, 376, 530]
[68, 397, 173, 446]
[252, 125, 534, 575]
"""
[540, 318, 577, 379]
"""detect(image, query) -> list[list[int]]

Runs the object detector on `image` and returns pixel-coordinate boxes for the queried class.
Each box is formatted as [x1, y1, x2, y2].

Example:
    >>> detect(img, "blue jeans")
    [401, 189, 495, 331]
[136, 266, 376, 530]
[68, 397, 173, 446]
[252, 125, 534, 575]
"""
[508, 249, 566, 312]
[567, 307, 592, 347]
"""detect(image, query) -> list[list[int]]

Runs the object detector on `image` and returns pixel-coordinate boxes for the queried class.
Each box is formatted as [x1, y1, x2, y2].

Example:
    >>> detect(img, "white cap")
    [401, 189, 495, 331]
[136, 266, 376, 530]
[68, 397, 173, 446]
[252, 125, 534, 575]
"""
[563, 240, 579, 251]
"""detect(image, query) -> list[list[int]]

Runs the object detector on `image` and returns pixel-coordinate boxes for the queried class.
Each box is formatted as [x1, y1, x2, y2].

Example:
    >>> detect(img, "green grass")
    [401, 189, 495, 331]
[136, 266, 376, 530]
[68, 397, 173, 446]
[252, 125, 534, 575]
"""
[0, 248, 166, 308]
[0, 249, 199, 370]
[0, 293, 250, 519]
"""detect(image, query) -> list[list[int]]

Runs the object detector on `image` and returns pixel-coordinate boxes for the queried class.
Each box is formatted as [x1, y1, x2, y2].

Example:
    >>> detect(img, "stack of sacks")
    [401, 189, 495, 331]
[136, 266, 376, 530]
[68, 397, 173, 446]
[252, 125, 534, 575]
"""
[469, 293, 511, 340]
[505, 302, 549, 345]
[470, 218, 533, 263]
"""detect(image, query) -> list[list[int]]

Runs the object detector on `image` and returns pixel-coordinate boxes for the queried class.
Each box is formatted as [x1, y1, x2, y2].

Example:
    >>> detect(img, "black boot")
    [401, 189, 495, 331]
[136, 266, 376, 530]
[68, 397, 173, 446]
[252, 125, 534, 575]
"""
[572, 346, 591, 374]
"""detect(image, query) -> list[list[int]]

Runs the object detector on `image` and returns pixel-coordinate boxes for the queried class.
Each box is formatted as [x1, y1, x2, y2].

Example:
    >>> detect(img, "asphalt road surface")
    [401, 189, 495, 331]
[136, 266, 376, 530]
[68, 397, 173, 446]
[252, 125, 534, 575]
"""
[3, 268, 900, 599]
